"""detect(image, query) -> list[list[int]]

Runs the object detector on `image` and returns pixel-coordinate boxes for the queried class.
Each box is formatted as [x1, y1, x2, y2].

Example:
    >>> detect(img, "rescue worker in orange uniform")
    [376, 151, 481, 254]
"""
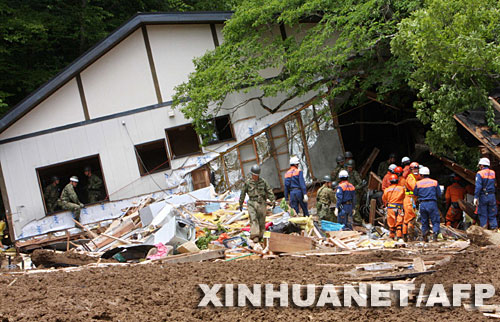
[401, 157, 411, 178]
[383, 174, 405, 240]
[402, 162, 421, 241]
[394, 166, 405, 187]
[445, 175, 465, 228]
[382, 164, 397, 190]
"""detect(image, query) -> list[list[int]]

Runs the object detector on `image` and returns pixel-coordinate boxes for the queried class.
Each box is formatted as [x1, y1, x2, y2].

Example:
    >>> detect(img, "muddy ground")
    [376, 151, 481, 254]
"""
[0, 248, 497, 321]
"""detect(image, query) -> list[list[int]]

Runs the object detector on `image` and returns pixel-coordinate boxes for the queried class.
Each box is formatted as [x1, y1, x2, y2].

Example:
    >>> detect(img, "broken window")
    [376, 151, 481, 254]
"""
[36, 155, 107, 214]
[166, 124, 201, 158]
[201, 115, 235, 144]
[134, 139, 170, 176]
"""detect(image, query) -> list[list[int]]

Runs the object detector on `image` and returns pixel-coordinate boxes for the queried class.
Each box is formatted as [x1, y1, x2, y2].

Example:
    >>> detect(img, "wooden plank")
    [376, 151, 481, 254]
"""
[413, 257, 426, 272]
[72, 219, 99, 239]
[367, 171, 382, 190]
[237, 147, 245, 177]
[360, 147, 380, 178]
[87, 218, 136, 251]
[268, 232, 313, 253]
[158, 249, 225, 264]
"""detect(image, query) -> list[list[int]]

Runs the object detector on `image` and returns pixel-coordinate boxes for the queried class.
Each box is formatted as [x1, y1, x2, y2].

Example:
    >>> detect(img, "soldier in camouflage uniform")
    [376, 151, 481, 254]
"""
[377, 153, 397, 178]
[44, 176, 60, 213]
[330, 155, 346, 180]
[346, 159, 365, 225]
[239, 165, 276, 242]
[84, 166, 104, 203]
[316, 176, 337, 222]
[59, 176, 84, 220]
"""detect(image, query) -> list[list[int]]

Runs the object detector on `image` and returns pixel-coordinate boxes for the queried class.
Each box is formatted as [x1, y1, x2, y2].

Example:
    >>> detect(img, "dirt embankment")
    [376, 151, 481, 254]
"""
[0, 249, 493, 321]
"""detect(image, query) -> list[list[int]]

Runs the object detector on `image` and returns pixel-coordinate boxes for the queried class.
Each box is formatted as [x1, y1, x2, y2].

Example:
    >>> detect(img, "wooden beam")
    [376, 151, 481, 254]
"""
[221, 156, 230, 190]
[251, 138, 260, 164]
[360, 147, 380, 177]
[296, 116, 314, 179]
[268, 232, 313, 253]
[489, 97, 500, 113]
[76, 74, 90, 121]
[237, 147, 245, 177]
[369, 198, 377, 225]
[328, 98, 345, 153]
[156, 249, 225, 264]
[141, 26, 163, 104]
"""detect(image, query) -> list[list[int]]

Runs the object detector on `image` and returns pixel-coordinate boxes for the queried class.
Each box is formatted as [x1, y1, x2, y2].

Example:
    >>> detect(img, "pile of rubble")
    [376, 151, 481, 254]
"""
[2, 185, 489, 274]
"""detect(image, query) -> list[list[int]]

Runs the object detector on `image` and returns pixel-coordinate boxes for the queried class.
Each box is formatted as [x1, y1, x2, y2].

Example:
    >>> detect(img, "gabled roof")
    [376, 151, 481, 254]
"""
[0, 12, 232, 134]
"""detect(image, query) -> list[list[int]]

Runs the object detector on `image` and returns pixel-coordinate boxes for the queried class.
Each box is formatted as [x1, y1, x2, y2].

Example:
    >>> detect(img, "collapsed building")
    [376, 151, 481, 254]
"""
[0, 12, 346, 247]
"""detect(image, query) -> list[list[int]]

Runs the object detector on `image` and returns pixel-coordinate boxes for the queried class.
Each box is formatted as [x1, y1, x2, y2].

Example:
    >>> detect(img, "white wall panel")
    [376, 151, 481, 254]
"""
[81, 29, 157, 118]
[0, 79, 85, 140]
[147, 24, 215, 102]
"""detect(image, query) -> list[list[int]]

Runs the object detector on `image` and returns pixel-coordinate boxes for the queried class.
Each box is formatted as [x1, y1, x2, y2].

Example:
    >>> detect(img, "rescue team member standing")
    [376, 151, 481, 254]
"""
[44, 176, 60, 213]
[84, 166, 104, 203]
[382, 164, 397, 190]
[239, 165, 275, 242]
[284, 156, 309, 216]
[336, 170, 355, 230]
[414, 167, 441, 242]
[474, 158, 497, 230]
[383, 174, 405, 240]
[445, 175, 465, 228]
[377, 153, 397, 178]
[403, 162, 420, 241]
[331, 155, 345, 180]
[58, 176, 84, 221]
[401, 157, 411, 178]
[316, 176, 337, 222]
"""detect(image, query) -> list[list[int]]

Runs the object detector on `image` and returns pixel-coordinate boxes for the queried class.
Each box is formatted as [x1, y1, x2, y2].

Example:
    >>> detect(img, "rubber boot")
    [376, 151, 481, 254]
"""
[423, 233, 429, 242]
[432, 233, 438, 242]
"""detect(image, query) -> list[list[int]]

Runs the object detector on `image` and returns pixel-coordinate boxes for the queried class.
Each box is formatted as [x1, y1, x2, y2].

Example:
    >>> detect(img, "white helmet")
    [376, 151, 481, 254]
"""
[70, 176, 79, 182]
[478, 158, 490, 167]
[401, 156, 410, 164]
[388, 164, 397, 172]
[290, 156, 300, 165]
[419, 167, 430, 175]
[339, 170, 349, 179]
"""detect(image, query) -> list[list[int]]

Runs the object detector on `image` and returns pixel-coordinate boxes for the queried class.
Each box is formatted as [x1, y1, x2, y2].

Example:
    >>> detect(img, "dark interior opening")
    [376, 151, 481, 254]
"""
[36, 155, 107, 214]
[202, 115, 235, 144]
[337, 100, 427, 174]
[166, 124, 201, 158]
[135, 139, 170, 175]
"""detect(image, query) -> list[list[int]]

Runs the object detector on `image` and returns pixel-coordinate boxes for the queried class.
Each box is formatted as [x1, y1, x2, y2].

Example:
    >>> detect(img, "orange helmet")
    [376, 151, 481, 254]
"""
[394, 166, 403, 174]
[410, 162, 419, 169]
[389, 174, 399, 183]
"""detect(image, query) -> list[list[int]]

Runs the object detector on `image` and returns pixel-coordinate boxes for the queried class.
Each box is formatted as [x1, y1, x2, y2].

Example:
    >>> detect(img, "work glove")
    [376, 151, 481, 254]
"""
[473, 198, 478, 206]
[303, 195, 308, 203]
[79, 203, 84, 208]
[334, 208, 339, 216]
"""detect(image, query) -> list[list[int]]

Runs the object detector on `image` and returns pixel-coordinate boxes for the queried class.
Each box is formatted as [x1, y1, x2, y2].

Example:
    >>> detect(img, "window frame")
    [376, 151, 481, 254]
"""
[134, 139, 171, 176]
[165, 123, 202, 159]
[203, 114, 236, 146]
[35, 154, 108, 215]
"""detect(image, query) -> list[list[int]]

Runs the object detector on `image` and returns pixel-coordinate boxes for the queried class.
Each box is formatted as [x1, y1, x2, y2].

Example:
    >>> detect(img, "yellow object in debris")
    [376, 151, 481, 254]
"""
[383, 240, 396, 248]
[289, 216, 314, 234]
[226, 203, 240, 211]
[193, 212, 218, 224]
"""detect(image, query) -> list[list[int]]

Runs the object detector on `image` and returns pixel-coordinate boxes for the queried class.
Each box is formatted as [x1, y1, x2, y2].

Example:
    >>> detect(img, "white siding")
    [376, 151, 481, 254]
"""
[0, 78, 85, 140]
[80, 29, 158, 118]
[147, 24, 215, 102]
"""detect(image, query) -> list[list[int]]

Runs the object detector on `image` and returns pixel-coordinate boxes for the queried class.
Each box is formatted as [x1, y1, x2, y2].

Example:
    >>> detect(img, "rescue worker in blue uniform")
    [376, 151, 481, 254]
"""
[414, 166, 441, 242]
[284, 156, 309, 216]
[474, 158, 497, 230]
[336, 170, 356, 230]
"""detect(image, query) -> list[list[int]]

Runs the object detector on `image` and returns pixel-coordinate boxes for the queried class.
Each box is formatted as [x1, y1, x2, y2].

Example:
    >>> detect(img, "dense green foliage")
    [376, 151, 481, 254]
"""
[173, 0, 422, 144]
[0, 0, 236, 114]
[392, 0, 500, 164]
